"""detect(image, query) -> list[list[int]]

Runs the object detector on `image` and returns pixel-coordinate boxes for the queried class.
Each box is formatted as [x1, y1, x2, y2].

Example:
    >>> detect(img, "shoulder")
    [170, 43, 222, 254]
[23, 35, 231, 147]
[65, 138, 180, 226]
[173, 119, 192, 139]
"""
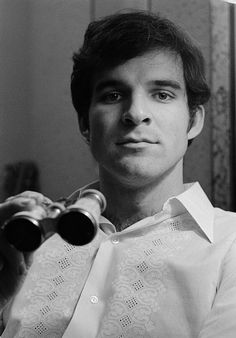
[213, 208, 236, 242]
[214, 207, 236, 225]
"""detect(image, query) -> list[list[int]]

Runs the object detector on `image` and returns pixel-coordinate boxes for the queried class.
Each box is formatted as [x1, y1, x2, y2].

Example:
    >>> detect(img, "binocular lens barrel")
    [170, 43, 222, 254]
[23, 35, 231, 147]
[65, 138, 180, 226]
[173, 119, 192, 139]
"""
[57, 189, 106, 246]
[4, 216, 42, 252]
[56, 208, 97, 246]
[3, 189, 106, 252]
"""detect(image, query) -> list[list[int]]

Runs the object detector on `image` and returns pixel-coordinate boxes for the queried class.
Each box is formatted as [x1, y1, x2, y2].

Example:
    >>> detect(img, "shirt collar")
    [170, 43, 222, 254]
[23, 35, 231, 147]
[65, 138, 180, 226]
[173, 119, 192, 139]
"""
[69, 181, 214, 243]
[163, 182, 214, 243]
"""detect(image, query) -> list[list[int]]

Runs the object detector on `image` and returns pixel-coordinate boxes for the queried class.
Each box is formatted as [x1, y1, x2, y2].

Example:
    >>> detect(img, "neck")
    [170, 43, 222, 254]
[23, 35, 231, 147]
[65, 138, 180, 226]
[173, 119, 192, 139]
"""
[99, 165, 185, 231]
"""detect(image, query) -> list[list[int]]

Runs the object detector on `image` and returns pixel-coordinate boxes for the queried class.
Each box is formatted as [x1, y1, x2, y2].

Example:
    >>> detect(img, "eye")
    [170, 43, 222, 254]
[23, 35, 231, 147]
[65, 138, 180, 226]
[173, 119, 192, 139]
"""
[152, 90, 174, 102]
[100, 91, 123, 104]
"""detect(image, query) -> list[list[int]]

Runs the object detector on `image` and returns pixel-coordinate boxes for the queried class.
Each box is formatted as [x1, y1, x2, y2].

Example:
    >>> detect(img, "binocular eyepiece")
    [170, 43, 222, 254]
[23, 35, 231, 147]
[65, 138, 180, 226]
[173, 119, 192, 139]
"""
[2, 189, 106, 252]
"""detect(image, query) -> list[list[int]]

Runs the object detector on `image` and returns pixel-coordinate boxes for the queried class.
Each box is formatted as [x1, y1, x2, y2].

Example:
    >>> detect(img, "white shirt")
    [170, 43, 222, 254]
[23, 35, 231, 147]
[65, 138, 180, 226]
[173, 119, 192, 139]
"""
[2, 182, 236, 337]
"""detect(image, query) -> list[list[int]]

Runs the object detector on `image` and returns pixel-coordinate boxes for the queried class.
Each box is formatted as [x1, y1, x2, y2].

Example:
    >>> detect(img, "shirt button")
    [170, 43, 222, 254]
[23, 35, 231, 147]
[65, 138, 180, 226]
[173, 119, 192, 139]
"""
[112, 238, 119, 244]
[90, 295, 98, 304]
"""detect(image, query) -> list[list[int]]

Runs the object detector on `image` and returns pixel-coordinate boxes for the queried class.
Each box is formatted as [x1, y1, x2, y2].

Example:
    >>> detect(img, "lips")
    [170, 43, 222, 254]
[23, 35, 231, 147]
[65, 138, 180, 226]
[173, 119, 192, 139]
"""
[116, 137, 157, 145]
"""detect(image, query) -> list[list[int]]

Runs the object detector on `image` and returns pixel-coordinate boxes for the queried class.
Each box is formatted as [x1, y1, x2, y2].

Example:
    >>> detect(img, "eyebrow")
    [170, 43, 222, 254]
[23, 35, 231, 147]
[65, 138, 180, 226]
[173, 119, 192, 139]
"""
[94, 78, 183, 93]
[94, 80, 124, 93]
[151, 80, 182, 90]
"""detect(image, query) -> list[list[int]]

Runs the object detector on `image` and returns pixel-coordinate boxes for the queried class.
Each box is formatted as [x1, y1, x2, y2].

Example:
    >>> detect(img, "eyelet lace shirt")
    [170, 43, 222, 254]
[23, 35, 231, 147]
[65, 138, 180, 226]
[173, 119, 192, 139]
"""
[1, 182, 236, 338]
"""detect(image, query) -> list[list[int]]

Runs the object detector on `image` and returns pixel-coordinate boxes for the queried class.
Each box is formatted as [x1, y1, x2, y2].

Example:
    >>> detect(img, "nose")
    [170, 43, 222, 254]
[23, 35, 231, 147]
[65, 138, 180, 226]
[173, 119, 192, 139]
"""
[121, 93, 151, 126]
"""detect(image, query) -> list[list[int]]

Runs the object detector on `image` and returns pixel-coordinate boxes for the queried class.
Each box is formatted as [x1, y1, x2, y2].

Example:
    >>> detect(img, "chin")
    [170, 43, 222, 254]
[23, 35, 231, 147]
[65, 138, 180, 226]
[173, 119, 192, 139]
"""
[116, 167, 161, 186]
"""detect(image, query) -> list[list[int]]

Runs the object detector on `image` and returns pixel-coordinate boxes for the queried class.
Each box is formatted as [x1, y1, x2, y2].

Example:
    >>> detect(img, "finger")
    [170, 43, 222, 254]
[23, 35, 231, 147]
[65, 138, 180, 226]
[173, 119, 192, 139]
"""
[23, 252, 34, 270]
[0, 232, 25, 272]
[0, 230, 32, 273]
[0, 199, 36, 225]
[6, 191, 52, 206]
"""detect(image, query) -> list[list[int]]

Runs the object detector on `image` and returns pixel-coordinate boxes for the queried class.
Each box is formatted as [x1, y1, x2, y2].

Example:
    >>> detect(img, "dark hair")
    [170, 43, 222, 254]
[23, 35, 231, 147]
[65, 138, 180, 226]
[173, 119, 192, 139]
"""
[71, 11, 210, 127]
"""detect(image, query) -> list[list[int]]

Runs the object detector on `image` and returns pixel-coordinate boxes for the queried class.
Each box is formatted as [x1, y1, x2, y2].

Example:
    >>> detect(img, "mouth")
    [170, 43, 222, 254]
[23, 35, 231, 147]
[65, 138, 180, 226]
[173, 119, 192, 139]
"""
[116, 138, 157, 146]
[116, 138, 158, 150]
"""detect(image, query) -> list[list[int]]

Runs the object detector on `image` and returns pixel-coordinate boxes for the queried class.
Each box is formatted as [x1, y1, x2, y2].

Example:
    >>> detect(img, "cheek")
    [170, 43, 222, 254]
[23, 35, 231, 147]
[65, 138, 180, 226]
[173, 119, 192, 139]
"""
[90, 108, 119, 137]
[89, 111, 104, 137]
[89, 113, 113, 149]
[162, 115, 189, 146]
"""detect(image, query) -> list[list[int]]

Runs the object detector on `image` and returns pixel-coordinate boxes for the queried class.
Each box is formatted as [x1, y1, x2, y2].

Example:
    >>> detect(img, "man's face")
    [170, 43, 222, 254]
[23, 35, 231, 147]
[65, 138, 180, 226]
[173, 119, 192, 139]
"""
[85, 50, 200, 187]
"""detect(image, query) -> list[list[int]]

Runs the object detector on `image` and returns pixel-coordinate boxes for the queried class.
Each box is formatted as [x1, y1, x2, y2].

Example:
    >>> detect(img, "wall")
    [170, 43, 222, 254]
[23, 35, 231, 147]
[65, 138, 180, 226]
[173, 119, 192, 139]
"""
[0, 0, 212, 200]
[28, 0, 97, 200]
[0, 0, 31, 200]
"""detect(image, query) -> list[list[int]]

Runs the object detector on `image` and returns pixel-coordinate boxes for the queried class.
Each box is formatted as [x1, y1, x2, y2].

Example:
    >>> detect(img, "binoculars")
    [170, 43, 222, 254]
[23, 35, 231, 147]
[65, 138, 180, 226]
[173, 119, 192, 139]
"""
[2, 189, 106, 252]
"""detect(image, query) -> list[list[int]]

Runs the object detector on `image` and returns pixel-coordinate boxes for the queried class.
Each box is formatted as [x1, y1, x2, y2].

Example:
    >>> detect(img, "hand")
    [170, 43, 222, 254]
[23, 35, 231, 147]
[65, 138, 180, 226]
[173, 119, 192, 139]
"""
[0, 191, 52, 309]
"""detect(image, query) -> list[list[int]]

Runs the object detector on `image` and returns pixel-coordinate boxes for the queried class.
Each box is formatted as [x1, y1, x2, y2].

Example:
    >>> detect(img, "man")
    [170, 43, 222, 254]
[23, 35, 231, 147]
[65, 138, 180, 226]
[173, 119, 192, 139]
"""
[0, 10, 236, 338]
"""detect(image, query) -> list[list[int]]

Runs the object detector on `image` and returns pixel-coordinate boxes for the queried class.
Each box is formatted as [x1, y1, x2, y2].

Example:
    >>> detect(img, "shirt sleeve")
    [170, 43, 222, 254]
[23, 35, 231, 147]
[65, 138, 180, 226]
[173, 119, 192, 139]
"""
[198, 238, 236, 338]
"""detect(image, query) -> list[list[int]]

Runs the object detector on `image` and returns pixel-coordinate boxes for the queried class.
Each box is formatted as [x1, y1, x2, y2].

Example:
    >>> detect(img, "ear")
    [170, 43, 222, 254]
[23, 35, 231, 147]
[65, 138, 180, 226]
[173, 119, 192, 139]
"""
[187, 105, 205, 140]
[78, 116, 90, 144]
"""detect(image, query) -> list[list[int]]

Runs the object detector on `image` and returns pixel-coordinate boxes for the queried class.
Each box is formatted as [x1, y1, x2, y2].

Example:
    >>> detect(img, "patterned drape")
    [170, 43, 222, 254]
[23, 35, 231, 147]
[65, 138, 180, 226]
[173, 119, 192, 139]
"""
[210, 0, 232, 210]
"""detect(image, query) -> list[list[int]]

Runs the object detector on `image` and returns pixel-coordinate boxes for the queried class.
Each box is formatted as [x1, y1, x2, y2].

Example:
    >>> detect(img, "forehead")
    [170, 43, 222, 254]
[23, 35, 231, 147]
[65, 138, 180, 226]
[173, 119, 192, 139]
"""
[93, 50, 185, 90]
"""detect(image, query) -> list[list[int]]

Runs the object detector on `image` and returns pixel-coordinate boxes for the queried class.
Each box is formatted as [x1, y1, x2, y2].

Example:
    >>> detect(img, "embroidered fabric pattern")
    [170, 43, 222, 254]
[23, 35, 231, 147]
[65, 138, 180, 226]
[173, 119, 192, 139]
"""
[98, 215, 194, 338]
[6, 233, 102, 338]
